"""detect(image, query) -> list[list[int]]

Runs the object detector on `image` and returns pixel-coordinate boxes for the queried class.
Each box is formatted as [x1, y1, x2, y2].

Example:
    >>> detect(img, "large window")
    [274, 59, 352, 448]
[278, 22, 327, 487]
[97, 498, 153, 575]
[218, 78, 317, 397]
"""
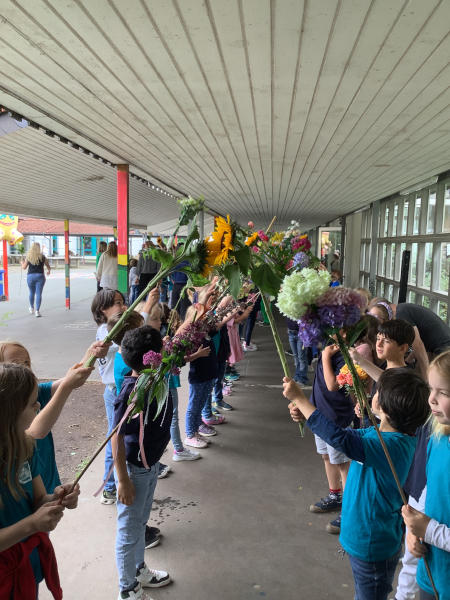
[358, 176, 450, 324]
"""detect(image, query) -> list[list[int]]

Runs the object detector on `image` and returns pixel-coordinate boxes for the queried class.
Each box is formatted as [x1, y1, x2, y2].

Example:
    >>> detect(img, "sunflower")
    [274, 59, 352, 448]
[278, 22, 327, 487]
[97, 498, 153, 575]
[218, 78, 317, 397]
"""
[245, 232, 259, 246]
[205, 215, 234, 268]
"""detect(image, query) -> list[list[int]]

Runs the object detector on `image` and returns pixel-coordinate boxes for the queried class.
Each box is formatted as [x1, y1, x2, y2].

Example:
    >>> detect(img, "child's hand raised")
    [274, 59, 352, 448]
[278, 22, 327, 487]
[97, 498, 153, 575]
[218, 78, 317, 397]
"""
[323, 344, 339, 358]
[401, 504, 431, 540]
[282, 377, 302, 402]
[62, 363, 94, 390]
[54, 482, 80, 509]
[32, 502, 64, 533]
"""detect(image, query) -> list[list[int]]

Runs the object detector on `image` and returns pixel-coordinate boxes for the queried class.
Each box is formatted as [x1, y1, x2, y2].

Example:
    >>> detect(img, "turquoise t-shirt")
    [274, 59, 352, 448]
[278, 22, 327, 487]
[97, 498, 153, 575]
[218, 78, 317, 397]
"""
[114, 352, 131, 395]
[417, 434, 450, 599]
[339, 427, 416, 561]
[0, 450, 43, 583]
[36, 382, 61, 494]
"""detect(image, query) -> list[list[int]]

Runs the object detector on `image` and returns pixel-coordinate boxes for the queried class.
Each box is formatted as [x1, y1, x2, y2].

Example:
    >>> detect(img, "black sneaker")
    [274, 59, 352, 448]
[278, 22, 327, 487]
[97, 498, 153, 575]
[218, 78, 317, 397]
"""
[145, 525, 161, 549]
[326, 514, 341, 534]
[309, 493, 342, 513]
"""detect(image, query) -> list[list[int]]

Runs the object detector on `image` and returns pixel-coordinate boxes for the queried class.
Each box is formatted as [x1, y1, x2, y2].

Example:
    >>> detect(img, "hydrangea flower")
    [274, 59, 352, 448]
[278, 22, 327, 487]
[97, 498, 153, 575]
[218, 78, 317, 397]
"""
[293, 251, 310, 270]
[276, 268, 331, 320]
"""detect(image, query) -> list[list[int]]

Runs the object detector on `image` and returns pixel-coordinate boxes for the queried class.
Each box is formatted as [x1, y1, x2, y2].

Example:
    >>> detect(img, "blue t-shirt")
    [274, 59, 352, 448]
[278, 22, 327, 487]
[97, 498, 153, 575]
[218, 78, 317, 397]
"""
[311, 353, 354, 428]
[114, 352, 131, 394]
[417, 434, 450, 599]
[0, 450, 43, 583]
[307, 410, 416, 561]
[36, 382, 61, 494]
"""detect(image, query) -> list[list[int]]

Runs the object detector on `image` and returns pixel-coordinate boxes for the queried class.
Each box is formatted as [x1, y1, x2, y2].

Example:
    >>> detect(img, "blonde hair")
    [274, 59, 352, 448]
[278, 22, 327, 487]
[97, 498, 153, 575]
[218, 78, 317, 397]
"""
[0, 341, 31, 366]
[0, 363, 36, 504]
[26, 242, 44, 266]
[429, 350, 450, 438]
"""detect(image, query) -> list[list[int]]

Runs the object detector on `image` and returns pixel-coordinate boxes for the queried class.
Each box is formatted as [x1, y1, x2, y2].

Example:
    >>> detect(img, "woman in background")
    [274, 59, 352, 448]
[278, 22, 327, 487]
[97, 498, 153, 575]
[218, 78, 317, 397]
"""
[21, 242, 50, 317]
[96, 241, 118, 291]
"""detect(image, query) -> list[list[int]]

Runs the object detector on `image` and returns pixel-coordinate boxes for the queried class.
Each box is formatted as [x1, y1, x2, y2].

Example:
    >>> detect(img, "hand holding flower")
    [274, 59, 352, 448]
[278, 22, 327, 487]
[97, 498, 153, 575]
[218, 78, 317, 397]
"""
[402, 505, 431, 540]
[405, 530, 428, 558]
[53, 482, 80, 509]
[282, 377, 315, 421]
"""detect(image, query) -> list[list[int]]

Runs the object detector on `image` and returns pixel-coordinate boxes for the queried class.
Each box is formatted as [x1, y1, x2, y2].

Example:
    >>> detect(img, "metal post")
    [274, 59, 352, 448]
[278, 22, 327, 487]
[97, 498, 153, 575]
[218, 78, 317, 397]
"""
[117, 164, 129, 297]
[64, 219, 70, 309]
[2, 240, 8, 300]
[369, 201, 380, 297]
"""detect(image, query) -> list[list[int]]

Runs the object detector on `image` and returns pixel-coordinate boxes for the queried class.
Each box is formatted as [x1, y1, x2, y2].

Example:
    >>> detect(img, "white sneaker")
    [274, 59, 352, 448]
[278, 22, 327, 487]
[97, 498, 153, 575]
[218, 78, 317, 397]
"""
[117, 583, 144, 599]
[243, 342, 257, 352]
[35, 310, 41, 318]
[29, 306, 34, 314]
[172, 448, 201, 461]
[136, 564, 171, 588]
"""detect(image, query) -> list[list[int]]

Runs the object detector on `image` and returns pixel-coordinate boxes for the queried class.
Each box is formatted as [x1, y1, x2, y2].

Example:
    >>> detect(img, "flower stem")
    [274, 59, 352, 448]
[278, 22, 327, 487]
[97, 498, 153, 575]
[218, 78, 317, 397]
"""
[261, 293, 305, 437]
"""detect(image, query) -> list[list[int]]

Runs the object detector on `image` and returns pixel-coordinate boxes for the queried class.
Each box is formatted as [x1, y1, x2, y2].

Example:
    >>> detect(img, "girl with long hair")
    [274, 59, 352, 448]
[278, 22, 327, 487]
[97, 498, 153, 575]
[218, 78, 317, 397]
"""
[21, 242, 50, 317]
[96, 241, 118, 290]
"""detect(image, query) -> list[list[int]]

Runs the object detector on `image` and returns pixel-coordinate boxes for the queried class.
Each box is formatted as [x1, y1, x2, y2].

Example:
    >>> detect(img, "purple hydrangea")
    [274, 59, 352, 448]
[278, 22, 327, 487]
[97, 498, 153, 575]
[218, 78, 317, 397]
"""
[298, 309, 326, 347]
[293, 251, 310, 270]
[317, 303, 361, 329]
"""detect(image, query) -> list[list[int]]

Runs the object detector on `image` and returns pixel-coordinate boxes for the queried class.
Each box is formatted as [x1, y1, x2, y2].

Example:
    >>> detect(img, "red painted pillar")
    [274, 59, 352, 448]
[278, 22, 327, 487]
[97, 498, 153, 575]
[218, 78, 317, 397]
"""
[2, 240, 8, 300]
[64, 219, 70, 309]
[117, 165, 129, 296]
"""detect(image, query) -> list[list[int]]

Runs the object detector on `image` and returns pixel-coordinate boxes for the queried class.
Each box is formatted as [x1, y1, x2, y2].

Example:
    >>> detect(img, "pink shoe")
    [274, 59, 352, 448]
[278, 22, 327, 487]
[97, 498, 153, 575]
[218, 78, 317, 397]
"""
[184, 436, 208, 449]
[223, 387, 232, 396]
[202, 415, 227, 426]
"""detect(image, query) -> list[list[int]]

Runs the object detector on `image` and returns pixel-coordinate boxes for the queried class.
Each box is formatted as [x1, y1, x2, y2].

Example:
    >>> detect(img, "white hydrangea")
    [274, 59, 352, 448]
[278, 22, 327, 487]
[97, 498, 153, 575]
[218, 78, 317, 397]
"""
[276, 268, 331, 320]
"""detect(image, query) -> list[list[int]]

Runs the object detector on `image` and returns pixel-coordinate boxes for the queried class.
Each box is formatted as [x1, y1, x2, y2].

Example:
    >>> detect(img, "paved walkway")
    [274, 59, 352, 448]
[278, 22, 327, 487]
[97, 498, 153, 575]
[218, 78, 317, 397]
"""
[4, 282, 355, 599]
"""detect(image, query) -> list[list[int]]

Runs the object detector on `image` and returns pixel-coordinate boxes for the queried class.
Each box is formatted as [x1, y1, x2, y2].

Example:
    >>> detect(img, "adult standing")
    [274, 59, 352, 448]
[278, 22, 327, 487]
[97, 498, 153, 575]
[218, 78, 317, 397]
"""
[96, 241, 118, 290]
[369, 298, 450, 378]
[95, 240, 107, 291]
[136, 241, 159, 296]
[21, 242, 50, 317]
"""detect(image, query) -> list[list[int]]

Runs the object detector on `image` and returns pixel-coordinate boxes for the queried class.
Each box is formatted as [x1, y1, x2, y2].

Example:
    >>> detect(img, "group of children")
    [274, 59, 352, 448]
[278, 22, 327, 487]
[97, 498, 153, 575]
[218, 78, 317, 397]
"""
[284, 294, 450, 599]
[0, 279, 449, 600]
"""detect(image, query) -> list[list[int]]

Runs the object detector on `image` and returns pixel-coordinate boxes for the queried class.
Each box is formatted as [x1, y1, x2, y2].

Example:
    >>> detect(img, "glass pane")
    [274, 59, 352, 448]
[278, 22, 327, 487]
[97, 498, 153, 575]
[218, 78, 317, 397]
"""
[422, 296, 430, 308]
[440, 243, 450, 293]
[379, 281, 385, 297]
[381, 244, 387, 276]
[384, 207, 390, 236]
[391, 243, 396, 278]
[439, 302, 448, 323]
[387, 284, 393, 301]
[410, 243, 418, 285]
[409, 291, 416, 303]
[320, 230, 342, 270]
[393, 205, 398, 235]
[444, 185, 450, 233]
[402, 201, 409, 235]
[424, 243, 433, 289]
[360, 245, 365, 270]
[427, 192, 436, 233]
[413, 196, 421, 234]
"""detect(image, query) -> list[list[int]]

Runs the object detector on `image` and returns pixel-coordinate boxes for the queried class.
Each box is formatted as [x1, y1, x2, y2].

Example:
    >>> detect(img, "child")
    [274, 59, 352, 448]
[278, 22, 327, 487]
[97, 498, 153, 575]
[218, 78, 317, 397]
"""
[308, 342, 354, 534]
[286, 318, 308, 385]
[284, 368, 430, 600]
[111, 326, 172, 600]
[0, 340, 99, 493]
[0, 362, 80, 597]
[350, 319, 415, 383]
[401, 350, 450, 600]
[128, 259, 139, 304]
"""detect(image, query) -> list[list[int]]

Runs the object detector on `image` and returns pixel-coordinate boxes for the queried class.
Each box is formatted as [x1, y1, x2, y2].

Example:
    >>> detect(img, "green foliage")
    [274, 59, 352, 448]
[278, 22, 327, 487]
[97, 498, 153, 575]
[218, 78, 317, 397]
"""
[232, 246, 251, 276]
[223, 263, 242, 299]
[345, 318, 368, 348]
[250, 263, 283, 297]
[146, 247, 174, 268]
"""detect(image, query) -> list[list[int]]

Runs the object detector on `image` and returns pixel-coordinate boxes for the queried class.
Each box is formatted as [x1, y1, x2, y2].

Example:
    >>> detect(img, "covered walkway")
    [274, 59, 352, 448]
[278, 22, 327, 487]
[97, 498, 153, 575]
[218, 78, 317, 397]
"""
[17, 294, 353, 600]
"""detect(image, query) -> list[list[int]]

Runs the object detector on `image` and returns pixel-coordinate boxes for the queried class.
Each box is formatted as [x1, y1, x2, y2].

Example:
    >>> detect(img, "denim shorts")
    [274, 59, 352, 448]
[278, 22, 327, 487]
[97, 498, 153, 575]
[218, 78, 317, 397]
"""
[314, 433, 350, 464]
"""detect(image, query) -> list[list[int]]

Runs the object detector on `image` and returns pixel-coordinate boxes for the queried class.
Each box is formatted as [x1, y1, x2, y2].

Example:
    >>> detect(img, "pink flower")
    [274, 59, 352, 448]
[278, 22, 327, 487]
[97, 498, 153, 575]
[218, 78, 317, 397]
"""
[252, 246, 260, 253]
[286, 259, 293, 270]
[142, 350, 162, 368]
[258, 230, 269, 242]
[248, 221, 254, 229]
[291, 236, 312, 251]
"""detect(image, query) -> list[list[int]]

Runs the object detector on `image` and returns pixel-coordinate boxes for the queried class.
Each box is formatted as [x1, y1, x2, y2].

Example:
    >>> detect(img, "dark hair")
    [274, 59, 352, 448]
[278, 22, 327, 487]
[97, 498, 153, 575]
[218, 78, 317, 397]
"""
[91, 289, 125, 325]
[99, 241, 107, 253]
[129, 258, 137, 268]
[377, 368, 430, 435]
[107, 310, 144, 345]
[355, 314, 379, 363]
[121, 326, 162, 372]
[378, 319, 415, 348]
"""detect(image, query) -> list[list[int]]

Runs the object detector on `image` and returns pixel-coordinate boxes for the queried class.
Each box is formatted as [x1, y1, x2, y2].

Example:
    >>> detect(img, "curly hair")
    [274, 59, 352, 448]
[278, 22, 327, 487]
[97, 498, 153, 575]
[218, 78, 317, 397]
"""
[121, 326, 162, 372]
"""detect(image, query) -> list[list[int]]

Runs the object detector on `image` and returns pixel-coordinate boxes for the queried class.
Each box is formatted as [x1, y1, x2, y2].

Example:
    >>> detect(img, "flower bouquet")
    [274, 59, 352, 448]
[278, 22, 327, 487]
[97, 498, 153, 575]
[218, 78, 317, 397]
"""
[337, 363, 369, 397]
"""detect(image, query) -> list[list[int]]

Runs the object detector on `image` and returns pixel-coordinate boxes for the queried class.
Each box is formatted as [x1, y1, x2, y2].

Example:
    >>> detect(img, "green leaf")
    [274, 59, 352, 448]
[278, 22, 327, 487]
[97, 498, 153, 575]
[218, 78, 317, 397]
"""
[233, 246, 251, 276]
[250, 263, 283, 296]
[346, 318, 368, 348]
[224, 263, 242, 299]
[186, 272, 210, 287]
[185, 224, 200, 246]
[147, 248, 174, 268]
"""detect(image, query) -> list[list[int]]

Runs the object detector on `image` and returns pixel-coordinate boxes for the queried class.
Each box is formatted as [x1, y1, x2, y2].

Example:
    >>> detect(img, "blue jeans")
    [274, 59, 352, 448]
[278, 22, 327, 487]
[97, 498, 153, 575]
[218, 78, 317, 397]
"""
[170, 388, 183, 452]
[115, 462, 159, 591]
[103, 385, 117, 492]
[129, 285, 139, 304]
[186, 380, 214, 437]
[212, 360, 227, 403]
[288, 329, 308, 384]
[27, 273, 45, 310]
[348, 551, 400, 600]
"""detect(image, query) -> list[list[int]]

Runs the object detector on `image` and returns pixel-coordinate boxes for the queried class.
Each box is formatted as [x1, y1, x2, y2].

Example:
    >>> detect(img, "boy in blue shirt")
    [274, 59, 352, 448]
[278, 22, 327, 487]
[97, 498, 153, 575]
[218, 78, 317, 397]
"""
[111, 326, 173, 600]
[283, 368, 430, 600]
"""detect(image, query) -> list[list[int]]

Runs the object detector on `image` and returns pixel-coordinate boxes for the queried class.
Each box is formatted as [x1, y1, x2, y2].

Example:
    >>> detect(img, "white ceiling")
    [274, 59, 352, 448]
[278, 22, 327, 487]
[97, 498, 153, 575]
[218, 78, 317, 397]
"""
[0, 0, 449, 230]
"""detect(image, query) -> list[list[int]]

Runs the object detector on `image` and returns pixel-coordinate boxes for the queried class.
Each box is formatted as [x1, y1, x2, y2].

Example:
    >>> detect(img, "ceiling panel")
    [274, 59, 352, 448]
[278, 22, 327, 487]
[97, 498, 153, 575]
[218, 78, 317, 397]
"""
[0, 0, 449, 230]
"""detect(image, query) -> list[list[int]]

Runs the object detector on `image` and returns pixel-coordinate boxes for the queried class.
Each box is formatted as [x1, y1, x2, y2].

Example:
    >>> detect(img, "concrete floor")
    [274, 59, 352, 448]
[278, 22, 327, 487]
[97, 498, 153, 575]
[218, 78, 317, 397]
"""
[3, 272, 356, 599]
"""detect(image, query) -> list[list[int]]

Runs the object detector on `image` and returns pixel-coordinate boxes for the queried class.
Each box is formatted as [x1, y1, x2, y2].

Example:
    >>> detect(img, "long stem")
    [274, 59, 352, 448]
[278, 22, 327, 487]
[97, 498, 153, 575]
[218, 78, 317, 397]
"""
[335, 333, 439, 599]
[261, 294, 305, 437]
